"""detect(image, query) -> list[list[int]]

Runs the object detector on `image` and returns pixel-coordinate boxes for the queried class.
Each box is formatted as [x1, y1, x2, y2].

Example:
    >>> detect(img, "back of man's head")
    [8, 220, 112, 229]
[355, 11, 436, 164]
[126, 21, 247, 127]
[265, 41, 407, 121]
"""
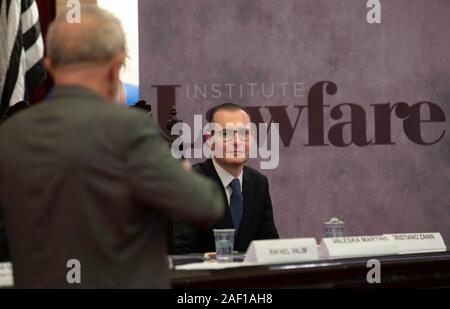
[46, 5, 126, 67]
[45, 6, 127, 102]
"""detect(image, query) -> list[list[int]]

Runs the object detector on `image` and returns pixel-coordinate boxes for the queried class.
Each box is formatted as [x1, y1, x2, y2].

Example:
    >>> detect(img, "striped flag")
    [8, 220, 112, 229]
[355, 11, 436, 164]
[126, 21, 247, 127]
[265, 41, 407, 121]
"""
[0, 0, 45, 117]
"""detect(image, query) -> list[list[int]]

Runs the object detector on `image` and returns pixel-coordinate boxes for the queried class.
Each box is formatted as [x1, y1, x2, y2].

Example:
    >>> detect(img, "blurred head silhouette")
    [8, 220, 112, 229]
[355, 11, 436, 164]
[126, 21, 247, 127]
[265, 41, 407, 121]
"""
[45, 5, 127, 103]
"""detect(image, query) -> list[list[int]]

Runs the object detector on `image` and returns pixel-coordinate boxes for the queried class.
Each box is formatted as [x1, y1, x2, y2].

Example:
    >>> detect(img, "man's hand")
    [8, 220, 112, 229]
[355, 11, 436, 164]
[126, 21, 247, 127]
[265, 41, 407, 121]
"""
[182, 159, 192, 172]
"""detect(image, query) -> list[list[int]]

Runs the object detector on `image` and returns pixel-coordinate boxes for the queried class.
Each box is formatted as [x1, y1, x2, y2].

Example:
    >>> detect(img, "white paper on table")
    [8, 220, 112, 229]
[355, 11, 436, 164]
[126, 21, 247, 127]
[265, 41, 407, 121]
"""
[176, 261, 257, 270]
[0, 263, 13, 288]
[244, 238, 319, 264]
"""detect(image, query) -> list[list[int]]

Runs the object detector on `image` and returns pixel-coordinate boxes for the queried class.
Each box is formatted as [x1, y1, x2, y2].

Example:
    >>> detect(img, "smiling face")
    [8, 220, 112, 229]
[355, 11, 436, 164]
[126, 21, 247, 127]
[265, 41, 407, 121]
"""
[208, 108, 253, 168]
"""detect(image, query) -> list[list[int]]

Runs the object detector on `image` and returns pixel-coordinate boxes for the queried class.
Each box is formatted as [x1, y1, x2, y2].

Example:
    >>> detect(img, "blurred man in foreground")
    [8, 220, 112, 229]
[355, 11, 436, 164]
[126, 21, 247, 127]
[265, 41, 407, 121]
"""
[0, 6, 224, 288]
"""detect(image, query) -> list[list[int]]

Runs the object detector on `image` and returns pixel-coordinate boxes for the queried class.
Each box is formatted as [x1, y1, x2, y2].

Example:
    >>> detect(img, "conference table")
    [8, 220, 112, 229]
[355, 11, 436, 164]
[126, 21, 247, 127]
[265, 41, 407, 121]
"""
[170, 251, 450, 288]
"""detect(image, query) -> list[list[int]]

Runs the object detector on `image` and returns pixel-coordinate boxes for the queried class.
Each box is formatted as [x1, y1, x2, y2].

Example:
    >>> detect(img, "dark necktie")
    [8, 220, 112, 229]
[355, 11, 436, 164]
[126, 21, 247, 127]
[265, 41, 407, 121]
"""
[229, 178, 243, 230]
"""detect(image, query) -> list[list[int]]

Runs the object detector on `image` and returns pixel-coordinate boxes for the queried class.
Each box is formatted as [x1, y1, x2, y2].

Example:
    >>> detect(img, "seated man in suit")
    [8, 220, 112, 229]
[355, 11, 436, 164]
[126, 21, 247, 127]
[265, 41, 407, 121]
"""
[173, 103, 279, 254]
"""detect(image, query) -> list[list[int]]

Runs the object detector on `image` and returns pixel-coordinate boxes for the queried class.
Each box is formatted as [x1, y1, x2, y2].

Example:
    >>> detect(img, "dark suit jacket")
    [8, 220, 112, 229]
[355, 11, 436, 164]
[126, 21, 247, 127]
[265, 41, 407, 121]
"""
[0, 199, 8, 262]
[173, 159, 279, 254]
[0, 86, 224, 288]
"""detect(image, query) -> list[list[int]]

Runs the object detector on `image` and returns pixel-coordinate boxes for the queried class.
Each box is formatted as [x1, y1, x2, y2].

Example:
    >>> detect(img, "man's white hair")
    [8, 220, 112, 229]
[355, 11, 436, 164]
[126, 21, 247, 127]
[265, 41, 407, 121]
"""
[46, 5, 127, 66]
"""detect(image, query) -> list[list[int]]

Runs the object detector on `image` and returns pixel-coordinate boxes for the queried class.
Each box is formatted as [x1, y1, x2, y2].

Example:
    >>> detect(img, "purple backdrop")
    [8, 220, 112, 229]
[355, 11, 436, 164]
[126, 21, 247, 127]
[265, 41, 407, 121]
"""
[139, 0, 450, 243]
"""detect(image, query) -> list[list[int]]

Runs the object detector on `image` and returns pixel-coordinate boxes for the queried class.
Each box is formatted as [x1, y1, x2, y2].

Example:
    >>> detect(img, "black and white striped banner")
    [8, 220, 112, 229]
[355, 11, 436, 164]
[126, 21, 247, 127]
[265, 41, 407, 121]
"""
[0, 0, 45, 117]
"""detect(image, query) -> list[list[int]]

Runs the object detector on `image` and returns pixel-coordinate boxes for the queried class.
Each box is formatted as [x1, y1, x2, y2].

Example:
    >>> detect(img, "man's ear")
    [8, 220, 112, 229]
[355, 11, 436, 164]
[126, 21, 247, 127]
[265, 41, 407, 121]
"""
[203, 133, 214, 150]
[108, 54, 124, 84]
[44, 57, 54, 77]
[203, 133, 212, 144]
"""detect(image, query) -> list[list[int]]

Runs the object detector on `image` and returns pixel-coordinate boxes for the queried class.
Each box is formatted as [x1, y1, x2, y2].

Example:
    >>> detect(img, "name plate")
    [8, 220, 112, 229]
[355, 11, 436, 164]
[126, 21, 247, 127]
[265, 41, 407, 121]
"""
[319, 235, 398, 259]
[244, 238, 319, 264]
[385, 233, 447, 254]
[0, 263, 13, 288]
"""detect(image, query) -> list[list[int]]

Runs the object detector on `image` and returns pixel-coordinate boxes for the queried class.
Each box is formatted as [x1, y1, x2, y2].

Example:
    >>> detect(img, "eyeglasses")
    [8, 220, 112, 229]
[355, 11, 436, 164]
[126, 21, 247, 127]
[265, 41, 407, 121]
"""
[213, 128, 254, 141]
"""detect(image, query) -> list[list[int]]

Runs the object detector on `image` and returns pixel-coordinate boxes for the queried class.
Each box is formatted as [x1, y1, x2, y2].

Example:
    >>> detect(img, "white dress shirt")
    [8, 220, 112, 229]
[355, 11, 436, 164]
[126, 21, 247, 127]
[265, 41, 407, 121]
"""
[212, 159, 243, 206]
